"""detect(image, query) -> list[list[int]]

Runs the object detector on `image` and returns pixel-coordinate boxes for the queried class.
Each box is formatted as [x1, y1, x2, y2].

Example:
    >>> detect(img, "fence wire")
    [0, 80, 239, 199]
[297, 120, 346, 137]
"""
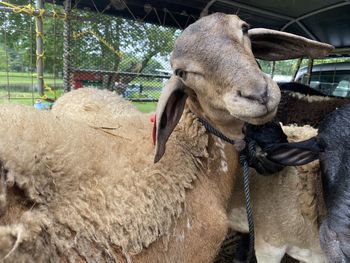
[69, 6, 178, 101]
[0, 0, 179, 109]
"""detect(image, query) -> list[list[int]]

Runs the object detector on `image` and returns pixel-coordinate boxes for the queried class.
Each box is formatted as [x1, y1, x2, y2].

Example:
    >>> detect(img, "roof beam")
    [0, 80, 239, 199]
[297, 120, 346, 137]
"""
[217, 0, 294, 21]
[296, 21, 318, 40]
[216, 0, 319, 40]
[281, 1, 350, 31]
[200, 0, 217, 17]
[331, 47, 350, 55]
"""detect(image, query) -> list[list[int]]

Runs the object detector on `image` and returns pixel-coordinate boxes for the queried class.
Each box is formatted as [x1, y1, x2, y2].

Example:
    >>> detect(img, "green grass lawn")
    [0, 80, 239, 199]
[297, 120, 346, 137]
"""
[0, 71, 63, 85]
[0, 72, 159, 113]
[0, 88, 63, 99]
[0, 72, 163, 87]
[132, 101, 157, 113]
[0, 88, 157, 113]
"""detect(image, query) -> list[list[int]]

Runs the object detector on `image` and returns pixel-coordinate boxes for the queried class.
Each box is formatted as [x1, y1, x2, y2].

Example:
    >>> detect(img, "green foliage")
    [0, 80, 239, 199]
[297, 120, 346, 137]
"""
[0, 0, 36, 72]
[0, 43, 7, 71]
[258, 57, 350, 77]
[258, 59, 301, 76]
[0, 2, 179, 83]
[118, 53, 165, 73]
[314, 57, 350, 65]
[70, 9, 179, 76]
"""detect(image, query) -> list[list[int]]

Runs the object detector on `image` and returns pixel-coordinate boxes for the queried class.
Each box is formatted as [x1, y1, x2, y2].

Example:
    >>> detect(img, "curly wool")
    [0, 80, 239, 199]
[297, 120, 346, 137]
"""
[0, 104, 209, 262]
[52, 88, 140, 128]
[281, 125, 324, 224]
[230, 124, 325, 261]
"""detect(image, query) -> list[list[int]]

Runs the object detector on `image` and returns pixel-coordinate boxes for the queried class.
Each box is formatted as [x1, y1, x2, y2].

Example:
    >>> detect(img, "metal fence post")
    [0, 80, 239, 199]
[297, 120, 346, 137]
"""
[63, 0, 71, 92]
[35, 0, 44, 97]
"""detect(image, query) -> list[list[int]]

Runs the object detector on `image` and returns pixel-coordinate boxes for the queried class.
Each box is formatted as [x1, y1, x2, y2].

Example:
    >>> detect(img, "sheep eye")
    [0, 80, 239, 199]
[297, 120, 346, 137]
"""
[242, 24, 249, 35]
[175, 69, 187, 80]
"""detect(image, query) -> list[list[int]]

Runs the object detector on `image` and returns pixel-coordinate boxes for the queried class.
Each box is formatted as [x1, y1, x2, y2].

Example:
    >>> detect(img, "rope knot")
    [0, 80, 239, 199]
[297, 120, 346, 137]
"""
[242, 137, 285, 175]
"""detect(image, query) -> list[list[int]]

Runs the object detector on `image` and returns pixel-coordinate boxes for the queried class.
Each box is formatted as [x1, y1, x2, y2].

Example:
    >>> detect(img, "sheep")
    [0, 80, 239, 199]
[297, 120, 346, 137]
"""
[276, 89, 350, 128]
[230, 105, 350, 263]
[0, 13, 332, 262]
[51, 88, 141, 139]
[52, 87, 140, 124]
[230, 124, 325, 263]
[313, 104, 350, 263]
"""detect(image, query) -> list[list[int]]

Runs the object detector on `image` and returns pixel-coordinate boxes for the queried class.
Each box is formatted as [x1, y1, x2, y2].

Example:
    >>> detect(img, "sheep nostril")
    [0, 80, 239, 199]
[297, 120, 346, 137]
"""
[239, 88, 268, 105]
[258, 89, 268, 105]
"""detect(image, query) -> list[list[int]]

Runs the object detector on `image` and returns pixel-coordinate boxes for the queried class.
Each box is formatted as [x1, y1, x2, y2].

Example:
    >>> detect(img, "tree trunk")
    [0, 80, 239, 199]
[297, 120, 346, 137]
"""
[120, 51, 157, 85]
[97, 20, 121, 90]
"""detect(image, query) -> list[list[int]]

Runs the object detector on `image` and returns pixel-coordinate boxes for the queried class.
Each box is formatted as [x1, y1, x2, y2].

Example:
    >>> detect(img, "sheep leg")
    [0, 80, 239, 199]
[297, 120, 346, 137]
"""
[233, 233, 250, 263]
[255, 239, 286, 263]
[287, 246, 327, 263]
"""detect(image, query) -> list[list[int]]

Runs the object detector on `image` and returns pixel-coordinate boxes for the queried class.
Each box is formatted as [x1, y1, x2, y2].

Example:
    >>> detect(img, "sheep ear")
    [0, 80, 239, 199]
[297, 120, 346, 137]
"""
[267, 137, 320, 166]
[249, 28, 334, 61]
[154, 75, 188, 163]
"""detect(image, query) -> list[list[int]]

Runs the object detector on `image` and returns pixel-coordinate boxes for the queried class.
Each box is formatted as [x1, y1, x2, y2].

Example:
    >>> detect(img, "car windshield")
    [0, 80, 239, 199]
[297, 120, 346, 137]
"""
[257, 59, 350, 98]
[308, 70, 350, 97]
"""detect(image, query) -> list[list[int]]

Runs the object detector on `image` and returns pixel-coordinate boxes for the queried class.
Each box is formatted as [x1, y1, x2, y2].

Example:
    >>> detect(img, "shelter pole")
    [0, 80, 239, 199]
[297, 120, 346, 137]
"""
[271, 61, 276, 79]
[35, 0, 44, 97]
[306, 58, 314, 85]
[292, 58, 303, 81]
[63, 0, 72, 92]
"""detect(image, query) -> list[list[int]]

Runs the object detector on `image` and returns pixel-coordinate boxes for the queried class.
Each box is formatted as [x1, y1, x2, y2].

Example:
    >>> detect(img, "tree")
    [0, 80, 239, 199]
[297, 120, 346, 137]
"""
[0, 2, 179, 92]
[68, 9, 179, 90]
[0, 0, 36, 72]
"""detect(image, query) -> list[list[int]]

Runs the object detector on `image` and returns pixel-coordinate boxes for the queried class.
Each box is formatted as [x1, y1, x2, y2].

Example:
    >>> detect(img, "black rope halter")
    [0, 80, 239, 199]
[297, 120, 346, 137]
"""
[198, 117, 255, 263]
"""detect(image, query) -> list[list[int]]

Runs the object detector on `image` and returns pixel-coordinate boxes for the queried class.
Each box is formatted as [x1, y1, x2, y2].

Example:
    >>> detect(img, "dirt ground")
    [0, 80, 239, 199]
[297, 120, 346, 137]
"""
[215, 231, 298, 263]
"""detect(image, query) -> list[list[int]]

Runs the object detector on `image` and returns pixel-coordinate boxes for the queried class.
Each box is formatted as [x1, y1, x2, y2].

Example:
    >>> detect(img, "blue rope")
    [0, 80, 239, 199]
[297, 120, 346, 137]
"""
[239, 153, 255, 263]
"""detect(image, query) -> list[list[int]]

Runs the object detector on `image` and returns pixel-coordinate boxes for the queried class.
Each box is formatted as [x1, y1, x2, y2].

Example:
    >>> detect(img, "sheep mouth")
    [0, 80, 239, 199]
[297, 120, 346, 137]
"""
[225, 100, 278, 125]
[224, 98, 278, 124]
[238, 107, 278, 125]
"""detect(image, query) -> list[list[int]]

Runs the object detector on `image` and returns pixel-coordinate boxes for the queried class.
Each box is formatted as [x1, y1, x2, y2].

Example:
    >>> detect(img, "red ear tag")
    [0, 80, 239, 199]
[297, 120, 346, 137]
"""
[150, 114, 156, 146]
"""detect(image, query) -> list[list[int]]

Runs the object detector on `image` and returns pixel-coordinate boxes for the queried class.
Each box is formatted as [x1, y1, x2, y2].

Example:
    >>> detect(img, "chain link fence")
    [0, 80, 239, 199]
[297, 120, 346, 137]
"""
[0, 0, 64, 107]
[0, 0, 180, 111]
[69, 6, 179, 102]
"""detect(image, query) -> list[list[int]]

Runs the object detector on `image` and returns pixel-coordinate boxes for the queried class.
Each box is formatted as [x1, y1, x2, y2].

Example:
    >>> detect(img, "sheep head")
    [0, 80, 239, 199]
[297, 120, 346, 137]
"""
[155, 13, 334, 162]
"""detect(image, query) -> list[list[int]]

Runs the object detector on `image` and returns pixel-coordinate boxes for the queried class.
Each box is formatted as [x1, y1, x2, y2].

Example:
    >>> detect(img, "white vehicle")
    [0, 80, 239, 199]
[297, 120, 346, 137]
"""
[295, 62, 350, 97]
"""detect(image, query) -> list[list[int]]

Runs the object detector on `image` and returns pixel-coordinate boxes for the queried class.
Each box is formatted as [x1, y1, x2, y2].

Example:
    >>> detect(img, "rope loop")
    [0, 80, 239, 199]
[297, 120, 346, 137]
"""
[35, 51, 45, 65]
[51, 8, 59, 19]
[37, 7, 45, 18]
